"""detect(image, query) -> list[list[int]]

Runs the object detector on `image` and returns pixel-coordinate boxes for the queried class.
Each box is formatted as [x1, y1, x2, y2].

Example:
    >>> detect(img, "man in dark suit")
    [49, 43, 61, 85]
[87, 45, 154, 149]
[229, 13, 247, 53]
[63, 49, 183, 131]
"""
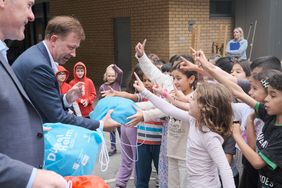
[12, 16, 119, 131]
[0, 0, 67, 187]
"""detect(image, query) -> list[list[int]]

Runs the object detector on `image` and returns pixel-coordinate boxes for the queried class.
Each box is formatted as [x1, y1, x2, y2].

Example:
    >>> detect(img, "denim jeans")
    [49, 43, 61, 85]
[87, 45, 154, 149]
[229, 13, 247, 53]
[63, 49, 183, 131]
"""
[135, 144, 160, 188]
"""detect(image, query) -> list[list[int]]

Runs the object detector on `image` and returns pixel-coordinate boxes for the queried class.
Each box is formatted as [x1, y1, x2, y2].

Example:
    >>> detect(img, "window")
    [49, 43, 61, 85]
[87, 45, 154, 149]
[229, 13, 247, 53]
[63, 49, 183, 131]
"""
[210, 0, 233, 17]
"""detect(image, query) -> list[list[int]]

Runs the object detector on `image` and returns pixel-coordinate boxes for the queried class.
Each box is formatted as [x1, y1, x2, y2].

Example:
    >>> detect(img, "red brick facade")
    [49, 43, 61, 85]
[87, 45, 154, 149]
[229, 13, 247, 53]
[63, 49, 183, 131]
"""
[49, 0, 233, 86]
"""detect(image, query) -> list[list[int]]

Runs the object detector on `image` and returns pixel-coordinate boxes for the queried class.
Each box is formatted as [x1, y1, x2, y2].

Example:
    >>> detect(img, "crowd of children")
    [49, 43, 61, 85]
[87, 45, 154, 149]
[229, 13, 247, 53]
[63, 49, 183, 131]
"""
[56, 26, 282, 188]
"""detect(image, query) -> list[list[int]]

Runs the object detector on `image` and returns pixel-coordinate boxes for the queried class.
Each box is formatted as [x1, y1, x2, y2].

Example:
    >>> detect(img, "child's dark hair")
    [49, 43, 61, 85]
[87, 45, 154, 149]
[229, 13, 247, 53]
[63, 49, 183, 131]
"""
[269, 72, 282, 91]
[126, 64, 144, 93]
[215, 57, 233, 74]
[169, 55, 180, 64]
[148, 53, 160, 64]
[253, 70, 281, 90]
[233, 60, 251, 77]
[196, 82, 233, 137]
[250, 56, 281, 71]
[154, 59, 166, 69]
[171, 55, 198, 89]
[161, 63, 172, 73]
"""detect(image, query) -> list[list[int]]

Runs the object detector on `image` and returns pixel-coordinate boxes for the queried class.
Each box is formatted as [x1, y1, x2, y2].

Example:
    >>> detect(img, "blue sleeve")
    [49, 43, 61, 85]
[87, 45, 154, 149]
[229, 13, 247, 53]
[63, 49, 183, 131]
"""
[24, 65, 99, 130]
[26, 168, 37, 188]
[228, 39, 248, 55]
[0, 153, 33, 187]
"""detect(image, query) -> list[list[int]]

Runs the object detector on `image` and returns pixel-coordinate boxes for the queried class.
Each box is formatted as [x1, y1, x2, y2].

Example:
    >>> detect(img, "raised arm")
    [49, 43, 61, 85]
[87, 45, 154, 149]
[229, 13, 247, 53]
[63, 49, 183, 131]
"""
[133, 72, 192, 123]
[179, 56, 238, 84]
[112, 64, 123, 86]
[152, 84, 190, 111]
[246, 113, 257, 150]
[196, 50, 257, 108]
[141, 89, 191, 123]
[135, 39, 174, 92]
[232, 123, 266, 169]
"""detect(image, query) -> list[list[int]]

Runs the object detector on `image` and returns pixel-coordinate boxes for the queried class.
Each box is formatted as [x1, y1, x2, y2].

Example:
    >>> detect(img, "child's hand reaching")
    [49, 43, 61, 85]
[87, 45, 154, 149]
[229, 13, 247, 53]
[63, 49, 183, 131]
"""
[152, 84, 165, 96]
[231, 122, 242, 139]
[179, 56, 201, 72]
[126, 105, 144, 127]
[133, 72, 146, 92]
[101, 86, 116, 97]
[135, 39, 146, 58]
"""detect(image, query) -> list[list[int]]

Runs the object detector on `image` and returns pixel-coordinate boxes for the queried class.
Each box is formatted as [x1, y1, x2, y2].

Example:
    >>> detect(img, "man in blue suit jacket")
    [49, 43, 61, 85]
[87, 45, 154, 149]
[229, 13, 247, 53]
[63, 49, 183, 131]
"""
[0, 0, 67, 187]
[12, 16, 119, 131]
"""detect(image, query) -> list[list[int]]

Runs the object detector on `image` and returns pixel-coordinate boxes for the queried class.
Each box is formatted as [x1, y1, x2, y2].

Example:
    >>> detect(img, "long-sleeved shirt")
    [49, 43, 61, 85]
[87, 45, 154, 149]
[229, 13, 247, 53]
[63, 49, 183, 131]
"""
[226, 39, 248, 60]
[137, 53, 190, 159]
[137, 53, 174, 92]
[69, 62, 96, 117]
[141, 88, 235, 188]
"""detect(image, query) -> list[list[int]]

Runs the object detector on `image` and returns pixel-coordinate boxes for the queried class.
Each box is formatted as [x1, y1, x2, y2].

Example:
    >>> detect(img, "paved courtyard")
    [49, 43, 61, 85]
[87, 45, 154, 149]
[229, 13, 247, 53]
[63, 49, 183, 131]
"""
[93, 133, 158, 188]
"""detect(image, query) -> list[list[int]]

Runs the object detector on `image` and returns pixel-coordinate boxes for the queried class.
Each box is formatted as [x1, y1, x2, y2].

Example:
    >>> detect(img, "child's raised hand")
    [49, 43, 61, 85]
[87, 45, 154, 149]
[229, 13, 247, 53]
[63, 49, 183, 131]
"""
[179, 56, 200, 72]
[135, 39, 146, 58]
[133, 72, 146, 92]
[231, 122, 242, 138]
[194, 50, 209, 68]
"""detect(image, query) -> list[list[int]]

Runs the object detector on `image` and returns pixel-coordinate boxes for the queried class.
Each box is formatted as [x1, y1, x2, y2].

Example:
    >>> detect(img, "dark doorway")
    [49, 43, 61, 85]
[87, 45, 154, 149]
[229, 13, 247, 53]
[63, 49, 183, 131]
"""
[113, 17, 131, 87]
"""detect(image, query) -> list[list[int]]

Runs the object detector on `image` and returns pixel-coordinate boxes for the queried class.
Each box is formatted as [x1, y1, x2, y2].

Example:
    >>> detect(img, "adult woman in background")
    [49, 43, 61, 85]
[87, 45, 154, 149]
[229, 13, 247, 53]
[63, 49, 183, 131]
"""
[226, 27, 248, 60]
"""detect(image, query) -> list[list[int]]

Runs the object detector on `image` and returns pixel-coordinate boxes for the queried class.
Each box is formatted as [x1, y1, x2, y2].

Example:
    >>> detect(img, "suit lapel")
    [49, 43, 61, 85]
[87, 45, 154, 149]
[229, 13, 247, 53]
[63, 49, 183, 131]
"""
[37, 42, 60, 90]
[0, 59, 33, 104]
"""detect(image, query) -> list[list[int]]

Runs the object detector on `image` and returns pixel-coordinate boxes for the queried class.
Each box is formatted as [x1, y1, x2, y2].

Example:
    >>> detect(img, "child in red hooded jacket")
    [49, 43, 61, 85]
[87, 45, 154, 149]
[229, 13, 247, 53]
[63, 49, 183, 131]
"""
[69, 62, 97, 118]
[56, 65, 72, 94]
[56, 65, 82, 116]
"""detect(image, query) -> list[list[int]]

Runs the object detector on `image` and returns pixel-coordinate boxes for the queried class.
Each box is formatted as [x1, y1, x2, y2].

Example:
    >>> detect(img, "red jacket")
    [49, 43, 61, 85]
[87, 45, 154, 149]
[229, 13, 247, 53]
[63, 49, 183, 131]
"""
[56, 65, 71, 94]
[69, 62, 96, 117]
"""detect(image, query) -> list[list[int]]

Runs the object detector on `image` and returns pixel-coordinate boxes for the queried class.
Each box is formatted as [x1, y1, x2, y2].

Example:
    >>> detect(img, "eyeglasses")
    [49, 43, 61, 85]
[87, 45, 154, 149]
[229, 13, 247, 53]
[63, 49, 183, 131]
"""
[57, 72, 66, 75]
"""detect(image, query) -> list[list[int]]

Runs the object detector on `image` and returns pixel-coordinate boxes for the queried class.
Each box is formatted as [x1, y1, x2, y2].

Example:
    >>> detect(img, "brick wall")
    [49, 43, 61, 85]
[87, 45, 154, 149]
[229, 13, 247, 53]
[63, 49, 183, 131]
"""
[49, 0, 233, 87]
[168, 0, 233, 58]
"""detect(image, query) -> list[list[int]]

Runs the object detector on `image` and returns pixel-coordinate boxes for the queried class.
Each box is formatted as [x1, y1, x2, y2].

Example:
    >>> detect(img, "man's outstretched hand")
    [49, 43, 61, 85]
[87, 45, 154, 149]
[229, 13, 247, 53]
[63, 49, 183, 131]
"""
[66, 82, 85, 104]
[101, 110, 121, 132]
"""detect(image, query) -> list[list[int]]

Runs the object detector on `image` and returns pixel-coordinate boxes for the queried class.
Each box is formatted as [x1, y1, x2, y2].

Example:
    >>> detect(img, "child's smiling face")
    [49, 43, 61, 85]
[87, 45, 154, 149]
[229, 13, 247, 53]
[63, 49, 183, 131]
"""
[171, 69, 194, 95]
[142, 75, 153, 91]
[106, 69, 116, 84]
